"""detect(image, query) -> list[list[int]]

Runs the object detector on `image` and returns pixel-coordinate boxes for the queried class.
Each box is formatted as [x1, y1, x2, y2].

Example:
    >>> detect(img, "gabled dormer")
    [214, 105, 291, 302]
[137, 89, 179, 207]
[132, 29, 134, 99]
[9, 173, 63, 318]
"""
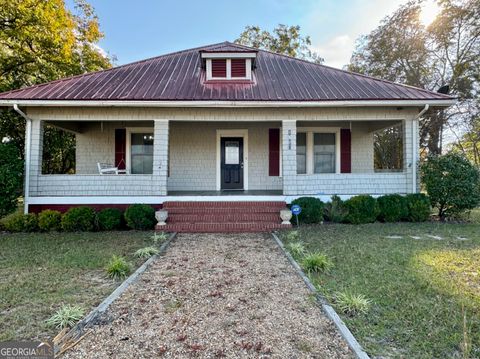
[200, 42, 257, 82]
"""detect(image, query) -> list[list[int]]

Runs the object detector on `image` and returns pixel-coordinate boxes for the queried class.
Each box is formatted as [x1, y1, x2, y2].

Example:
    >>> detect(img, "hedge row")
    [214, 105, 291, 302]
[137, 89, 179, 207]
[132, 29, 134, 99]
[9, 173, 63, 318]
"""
[291, 193, 431, 225]
[0, 204, 157, 233]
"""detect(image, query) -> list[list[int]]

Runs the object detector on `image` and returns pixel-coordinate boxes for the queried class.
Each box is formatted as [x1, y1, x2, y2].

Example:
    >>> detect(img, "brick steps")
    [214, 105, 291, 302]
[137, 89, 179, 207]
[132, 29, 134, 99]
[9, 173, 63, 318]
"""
[157, 201, 291, 233]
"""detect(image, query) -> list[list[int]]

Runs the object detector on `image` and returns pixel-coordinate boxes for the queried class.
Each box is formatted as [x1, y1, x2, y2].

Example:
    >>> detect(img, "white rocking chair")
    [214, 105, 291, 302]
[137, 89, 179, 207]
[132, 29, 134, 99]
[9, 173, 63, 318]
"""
[97, 162, 127, 175]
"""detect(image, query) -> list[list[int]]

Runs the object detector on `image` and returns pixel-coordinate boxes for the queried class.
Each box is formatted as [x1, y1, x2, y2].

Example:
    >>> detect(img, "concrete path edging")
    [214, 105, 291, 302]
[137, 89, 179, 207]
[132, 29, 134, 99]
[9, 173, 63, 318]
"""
[271, 232, 370, 359]
[54, 232, 177, 355]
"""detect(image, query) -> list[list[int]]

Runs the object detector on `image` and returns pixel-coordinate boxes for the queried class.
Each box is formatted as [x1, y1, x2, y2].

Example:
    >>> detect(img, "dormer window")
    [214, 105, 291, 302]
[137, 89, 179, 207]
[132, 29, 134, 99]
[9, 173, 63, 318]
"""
[201, 51, 256, 81]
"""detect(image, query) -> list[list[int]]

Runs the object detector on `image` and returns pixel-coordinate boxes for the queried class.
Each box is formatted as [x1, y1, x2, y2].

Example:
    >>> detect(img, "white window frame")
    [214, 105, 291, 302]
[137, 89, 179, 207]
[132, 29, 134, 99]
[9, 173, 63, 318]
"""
[206, 58, 252, 81]
[296, 127, 341, 175]
[216, 129, 249, 191]
[125, 127, 154, 175]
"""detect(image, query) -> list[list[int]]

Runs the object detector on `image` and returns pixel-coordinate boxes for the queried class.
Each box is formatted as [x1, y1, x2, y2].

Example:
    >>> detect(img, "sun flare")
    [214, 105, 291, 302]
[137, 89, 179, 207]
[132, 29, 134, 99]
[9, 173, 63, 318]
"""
[419, 0, 441, 26]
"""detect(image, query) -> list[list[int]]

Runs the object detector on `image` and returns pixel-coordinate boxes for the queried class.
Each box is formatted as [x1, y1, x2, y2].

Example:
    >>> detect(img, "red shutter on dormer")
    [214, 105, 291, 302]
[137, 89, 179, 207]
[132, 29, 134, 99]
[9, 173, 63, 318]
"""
[115, 129, 126, 170]
[340, 128, 351, 173]
[211, 59, 226, 77]
[231, 59, 246, 77]
[269, 128, 280, 176]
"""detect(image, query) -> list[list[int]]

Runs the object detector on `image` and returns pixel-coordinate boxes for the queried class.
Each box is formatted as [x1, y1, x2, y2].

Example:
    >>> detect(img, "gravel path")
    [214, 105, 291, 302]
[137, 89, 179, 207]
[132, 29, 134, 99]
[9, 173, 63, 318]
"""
[63, 233, 352, 358]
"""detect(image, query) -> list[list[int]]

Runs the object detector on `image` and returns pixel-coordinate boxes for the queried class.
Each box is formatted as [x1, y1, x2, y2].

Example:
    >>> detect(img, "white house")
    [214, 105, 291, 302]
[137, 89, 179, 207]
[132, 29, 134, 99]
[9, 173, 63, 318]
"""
[0, 42, 455, 232]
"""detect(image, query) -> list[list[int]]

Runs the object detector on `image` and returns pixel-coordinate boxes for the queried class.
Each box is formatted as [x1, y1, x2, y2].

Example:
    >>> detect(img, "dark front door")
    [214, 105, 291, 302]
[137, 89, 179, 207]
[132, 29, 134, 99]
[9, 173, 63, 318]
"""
[221, 137, 244, 190]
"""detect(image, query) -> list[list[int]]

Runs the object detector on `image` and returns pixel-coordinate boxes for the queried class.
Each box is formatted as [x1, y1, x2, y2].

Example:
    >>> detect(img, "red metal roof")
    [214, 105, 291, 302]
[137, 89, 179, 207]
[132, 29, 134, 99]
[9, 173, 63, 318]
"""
[0, 42, 453, 102]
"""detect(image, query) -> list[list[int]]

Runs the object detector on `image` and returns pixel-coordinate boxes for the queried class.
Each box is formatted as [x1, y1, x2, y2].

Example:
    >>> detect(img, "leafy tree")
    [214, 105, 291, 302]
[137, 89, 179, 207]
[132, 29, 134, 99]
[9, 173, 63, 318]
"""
[451, 116, 480, 166]
[348, 0, 480, 156]
[235, 24, 323, 64]
[0, 0, 112, 172]
[0, 143, 23, 217]
[421, 153, 480, 219]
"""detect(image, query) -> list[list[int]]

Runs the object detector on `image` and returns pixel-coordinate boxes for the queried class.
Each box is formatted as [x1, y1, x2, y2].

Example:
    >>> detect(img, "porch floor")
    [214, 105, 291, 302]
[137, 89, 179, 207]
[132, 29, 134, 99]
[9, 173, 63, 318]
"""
[168, 190, 283, 196]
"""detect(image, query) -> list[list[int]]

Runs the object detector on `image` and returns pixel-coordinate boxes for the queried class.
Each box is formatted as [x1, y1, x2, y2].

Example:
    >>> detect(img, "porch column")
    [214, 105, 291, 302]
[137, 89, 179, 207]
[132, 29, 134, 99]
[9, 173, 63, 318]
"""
[25, 119, 44, 212]
[153, 119, 169, 196]
[403, 118, 416, 194]
[282, 120, 297, 195]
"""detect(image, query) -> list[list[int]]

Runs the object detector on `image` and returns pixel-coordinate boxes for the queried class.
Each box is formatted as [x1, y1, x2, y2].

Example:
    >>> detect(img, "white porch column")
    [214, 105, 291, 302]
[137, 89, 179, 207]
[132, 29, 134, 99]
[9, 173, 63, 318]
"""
[26, 119, 44, 209]
[282, 120, 297, 195]
[403, 118, 417, 194]
[153, 119, 169, 196]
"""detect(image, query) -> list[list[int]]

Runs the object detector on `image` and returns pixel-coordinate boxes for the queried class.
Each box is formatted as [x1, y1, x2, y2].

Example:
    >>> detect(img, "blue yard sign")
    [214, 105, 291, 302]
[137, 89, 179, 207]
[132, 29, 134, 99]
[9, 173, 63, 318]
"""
[291, 205, 302, 226]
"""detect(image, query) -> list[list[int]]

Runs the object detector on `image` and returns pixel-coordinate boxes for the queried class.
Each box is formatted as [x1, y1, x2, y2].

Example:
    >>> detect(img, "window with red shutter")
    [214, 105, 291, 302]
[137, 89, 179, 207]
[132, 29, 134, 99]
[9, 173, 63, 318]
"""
[231, 59, 246, 78]
[211, 59, 227, 78]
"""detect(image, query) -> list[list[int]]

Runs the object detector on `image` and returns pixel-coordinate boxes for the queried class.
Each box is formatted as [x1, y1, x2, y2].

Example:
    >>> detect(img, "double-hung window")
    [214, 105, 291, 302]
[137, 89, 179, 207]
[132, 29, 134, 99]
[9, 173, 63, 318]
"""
[296, 129, 339, 174]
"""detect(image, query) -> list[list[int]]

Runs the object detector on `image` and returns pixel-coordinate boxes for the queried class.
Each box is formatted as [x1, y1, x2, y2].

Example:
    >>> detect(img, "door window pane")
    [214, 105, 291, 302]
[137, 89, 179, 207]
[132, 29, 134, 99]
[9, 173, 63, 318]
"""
[131, 133, 153, 174]
[296, 132, 307, 174]
[314, 133, 335, 173]
[225, 141, 240, 164]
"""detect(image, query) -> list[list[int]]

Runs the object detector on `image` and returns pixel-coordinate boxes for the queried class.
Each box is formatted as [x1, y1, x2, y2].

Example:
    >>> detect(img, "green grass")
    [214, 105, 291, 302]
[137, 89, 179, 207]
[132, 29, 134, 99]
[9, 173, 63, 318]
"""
[0, 231, 154, 341]
[280, 221, 480, 358]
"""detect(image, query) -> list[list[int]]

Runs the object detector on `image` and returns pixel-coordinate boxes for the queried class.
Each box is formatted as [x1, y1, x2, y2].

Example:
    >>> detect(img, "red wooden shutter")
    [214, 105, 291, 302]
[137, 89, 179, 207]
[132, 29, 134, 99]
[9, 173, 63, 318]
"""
[211, 59, 227, 77]
[231, 59, 246, 77]
[115, 129, 126, 170]
[269, 128, 280, 176]
[340, 128, 351, 173]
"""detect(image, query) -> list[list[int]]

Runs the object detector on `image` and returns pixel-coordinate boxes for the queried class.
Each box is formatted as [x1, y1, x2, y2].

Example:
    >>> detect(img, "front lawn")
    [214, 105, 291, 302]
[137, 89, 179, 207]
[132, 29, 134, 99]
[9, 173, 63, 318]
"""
[280, 222, 480, 358]
[0, 231, 156, 341]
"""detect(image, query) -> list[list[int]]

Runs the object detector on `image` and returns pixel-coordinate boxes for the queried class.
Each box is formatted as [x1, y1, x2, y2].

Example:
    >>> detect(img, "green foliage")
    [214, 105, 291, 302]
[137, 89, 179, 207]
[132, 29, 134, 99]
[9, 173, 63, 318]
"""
[0, 143, 23, 217]
[105, 255, 131, 280]
[46, 305, 84, 329]
[324, 195, 349, 223]
[286, 230, 299, 241]
[290, 197, 325, 224]
[124, 204, 156, 230]
[301, 252, 333, 274]
[377, 194, 408, 222]
[151, 231, 168, 244]
[134, 246, 159, 259]
[421, 153, 480, 219]
[22, 213, 38, 232]
[96, 208, 123, 231]
[285, 241, 306, 259]
[61, 206, 96, 231]
[344, 195, 380, 224]
[1, 212, 38, 232]
[334, 291, 371, 316]
[38, 210, 62, 231]
[235, 24, 323, 63]
[405, 193, 431, 222]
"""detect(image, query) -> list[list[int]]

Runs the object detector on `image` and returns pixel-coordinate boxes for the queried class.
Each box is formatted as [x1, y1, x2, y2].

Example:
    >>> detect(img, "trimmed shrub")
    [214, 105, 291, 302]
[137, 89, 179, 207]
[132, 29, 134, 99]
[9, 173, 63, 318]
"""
[1, 212, 38, 232]
[421, 153, 480, 219]
[38, 210, 62, 231]
[405, 193, 431, 222]
[61, 207, 96, 231]
[0, 143, 23, 218]
[324, 195, 349, 223]
[124, 204, 156, 230]
[344, 195, 379, 224]
[290, 197, 324, 224]
[96, 208, 123, 231]
[377, 194, 408, 222]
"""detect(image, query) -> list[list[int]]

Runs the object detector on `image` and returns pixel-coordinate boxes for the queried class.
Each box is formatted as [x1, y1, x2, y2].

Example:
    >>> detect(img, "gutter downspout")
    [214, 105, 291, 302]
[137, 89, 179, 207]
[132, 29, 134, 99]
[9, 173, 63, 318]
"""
[13, 104, 31, 214]
[412, 104, 429, 193]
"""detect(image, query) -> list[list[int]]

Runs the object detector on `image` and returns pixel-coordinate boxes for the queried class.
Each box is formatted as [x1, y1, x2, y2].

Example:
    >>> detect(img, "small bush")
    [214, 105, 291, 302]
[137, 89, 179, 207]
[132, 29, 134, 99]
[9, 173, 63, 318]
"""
[324, 195, 349, 223]
[405, 193, 431, 222]
[344, 195, 379, 224]
[301, 252, 333, 273]
[46, 305, 84, 329]
[0, 143, 23, 218]
[290, 197, 324, 224]
[61, 207, 96, 231]
[105, 255, 131, 280]
[334, 291, 371, 316]
[377, 194, 408, 222]
[1, 212, 26, 232]
[23, 213, 38, 232]
[38, 210, 62, 231]
[96, 208, 123, 231]
[124, 204, 156, 230]
[286, 241, 306, 258]
[135, 246, 160, 259]
[421, 153, 480, 219]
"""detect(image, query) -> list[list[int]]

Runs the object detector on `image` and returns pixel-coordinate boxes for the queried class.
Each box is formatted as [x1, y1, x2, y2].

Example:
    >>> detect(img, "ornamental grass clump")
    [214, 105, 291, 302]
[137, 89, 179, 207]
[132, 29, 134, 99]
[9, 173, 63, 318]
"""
[46, 304, 84, 329]
[286, 241, 306, 259]
[334, 291, 371, 316]
[301, 252, 333, 274]
[134, 246, 159, 259]
[105, 255, 131, 280]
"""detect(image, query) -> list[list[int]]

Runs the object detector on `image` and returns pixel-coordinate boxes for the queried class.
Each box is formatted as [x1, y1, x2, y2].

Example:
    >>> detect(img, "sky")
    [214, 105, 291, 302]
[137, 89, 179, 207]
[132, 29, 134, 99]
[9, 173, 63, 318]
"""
[78, 0, 415, 69]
